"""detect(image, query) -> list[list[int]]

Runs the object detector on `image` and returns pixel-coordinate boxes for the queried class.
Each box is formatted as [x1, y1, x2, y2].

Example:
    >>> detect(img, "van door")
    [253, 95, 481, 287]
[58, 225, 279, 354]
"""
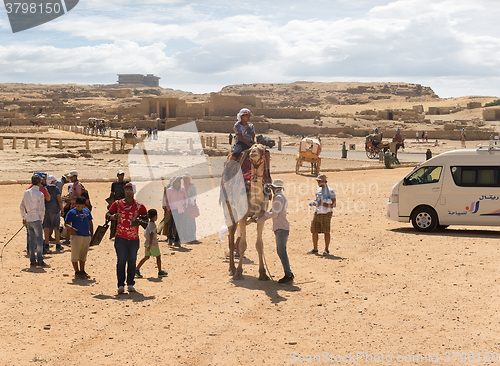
[398, 165, 444, 220]
[440, 166, 500, 226]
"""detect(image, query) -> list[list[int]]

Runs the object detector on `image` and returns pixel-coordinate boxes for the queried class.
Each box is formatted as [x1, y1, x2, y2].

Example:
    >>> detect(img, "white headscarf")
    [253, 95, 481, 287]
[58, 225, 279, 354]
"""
[237, 108, 252, 122]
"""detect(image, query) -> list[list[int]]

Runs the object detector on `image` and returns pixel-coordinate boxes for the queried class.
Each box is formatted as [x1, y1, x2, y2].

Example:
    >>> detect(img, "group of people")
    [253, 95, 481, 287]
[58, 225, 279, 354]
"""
[20, 169, 93, 277]
[18, 106, 341, 291]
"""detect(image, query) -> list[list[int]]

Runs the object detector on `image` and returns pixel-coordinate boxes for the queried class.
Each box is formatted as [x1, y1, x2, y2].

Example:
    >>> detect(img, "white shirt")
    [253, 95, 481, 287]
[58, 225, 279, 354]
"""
[315, 186, 336, 214]
[20, 185, 45, 222]
[257, 190, 289, 231]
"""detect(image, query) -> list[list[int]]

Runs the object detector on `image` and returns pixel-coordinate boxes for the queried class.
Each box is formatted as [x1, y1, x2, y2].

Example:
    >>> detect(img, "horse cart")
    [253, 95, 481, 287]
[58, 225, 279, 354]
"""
[296, 137, 321, 176]
[365, 133, 390, 159]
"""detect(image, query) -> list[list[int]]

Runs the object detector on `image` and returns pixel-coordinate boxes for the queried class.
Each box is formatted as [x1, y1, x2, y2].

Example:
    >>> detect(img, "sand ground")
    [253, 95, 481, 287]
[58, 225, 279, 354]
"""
[0, 128, 499, 365]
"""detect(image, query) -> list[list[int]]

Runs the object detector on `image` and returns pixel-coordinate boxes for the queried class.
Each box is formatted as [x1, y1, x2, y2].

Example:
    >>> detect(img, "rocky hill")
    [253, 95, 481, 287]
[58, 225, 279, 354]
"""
[219, 81, 438, 109]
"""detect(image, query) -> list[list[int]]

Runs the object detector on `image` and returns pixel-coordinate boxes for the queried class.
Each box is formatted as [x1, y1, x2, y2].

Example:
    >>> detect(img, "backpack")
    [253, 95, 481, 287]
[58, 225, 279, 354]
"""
[77, 181, 92, 211]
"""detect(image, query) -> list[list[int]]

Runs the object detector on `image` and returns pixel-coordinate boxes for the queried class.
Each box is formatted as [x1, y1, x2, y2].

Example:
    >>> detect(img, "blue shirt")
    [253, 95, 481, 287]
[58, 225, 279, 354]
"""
[65, 207, 93, 236]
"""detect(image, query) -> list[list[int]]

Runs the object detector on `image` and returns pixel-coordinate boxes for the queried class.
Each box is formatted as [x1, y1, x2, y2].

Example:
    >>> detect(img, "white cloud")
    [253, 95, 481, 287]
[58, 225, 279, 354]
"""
[1, 0, 500, 97]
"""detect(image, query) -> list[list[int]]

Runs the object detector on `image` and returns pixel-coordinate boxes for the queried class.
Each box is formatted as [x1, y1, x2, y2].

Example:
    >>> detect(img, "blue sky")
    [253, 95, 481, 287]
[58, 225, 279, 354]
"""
[1, 0, 499, 97]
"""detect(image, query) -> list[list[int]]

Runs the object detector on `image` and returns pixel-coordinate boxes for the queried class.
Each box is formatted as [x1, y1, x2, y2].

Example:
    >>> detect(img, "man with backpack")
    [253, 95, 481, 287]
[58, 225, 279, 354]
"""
[67, 170, 92, 211]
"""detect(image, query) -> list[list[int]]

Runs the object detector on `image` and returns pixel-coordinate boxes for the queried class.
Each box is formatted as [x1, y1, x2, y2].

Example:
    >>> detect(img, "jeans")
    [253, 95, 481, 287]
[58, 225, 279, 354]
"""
[27, 220, 44, 263]
[114, 236, 140, 288]
[275, 229, 292, 277]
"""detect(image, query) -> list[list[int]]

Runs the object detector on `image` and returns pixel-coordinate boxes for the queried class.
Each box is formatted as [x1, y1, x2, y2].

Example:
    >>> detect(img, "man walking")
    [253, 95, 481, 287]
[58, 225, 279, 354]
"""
[107, 170, 129, 239]
[257, 179, 293, 284]
[308, 174, 336, 256]
[106, 182, 147, 294]
[20, 175, 50, 267]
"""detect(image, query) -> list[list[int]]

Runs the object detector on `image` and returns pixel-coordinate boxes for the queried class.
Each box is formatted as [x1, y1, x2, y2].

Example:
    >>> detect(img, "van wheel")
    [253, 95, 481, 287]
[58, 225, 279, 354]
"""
[411, 207, 438, 232]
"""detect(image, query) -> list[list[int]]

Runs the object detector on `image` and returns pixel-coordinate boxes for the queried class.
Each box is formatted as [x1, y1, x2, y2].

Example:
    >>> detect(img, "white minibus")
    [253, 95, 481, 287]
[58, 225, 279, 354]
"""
[387, 142, 500, 231]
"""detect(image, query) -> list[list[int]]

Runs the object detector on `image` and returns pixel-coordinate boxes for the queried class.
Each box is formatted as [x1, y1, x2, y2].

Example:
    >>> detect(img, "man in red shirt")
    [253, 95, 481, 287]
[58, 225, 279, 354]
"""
[106, 182, 147, 294]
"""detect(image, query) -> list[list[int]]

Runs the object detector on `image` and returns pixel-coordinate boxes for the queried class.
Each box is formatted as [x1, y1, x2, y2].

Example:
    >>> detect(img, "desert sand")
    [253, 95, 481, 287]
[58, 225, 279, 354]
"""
[0, 124, 499, 365]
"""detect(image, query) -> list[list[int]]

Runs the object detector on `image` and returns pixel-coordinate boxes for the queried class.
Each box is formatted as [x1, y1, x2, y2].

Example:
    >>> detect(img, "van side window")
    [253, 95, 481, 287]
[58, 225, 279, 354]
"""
[451, 166, 500, 187]
[406, 166, 442, 185]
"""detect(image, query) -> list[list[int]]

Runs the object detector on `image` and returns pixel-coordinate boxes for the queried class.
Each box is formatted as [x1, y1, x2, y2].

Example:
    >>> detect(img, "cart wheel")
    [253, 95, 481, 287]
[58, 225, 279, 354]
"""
[366, 149, 377, 159]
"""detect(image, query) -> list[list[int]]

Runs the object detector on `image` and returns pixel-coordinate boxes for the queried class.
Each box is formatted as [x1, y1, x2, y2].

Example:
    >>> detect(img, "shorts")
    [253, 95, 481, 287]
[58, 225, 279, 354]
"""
[43, 211, 60, 229]
[70, 235, 91, 262]
[310, 212, 333, 233]
[145, 245, 161, 257]
[232, 140, 250, 158]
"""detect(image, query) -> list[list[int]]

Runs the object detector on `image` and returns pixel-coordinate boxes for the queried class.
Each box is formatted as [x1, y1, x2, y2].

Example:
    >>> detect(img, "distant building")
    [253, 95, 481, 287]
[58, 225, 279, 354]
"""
[117, 74, 160, 87]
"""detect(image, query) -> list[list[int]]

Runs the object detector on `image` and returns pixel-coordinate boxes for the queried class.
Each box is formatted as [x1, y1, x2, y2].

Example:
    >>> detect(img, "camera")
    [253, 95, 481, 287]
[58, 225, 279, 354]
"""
[131, 214, 149, 229]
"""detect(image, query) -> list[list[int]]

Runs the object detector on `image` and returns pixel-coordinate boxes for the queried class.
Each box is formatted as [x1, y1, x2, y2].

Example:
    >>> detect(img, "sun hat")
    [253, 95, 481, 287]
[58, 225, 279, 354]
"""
[117, 170, 125, 175]
[69, 170, 78, 177]
[46, 175, 56, 186]
[316, 174, 327, 182]
[270, 179, 284, 189]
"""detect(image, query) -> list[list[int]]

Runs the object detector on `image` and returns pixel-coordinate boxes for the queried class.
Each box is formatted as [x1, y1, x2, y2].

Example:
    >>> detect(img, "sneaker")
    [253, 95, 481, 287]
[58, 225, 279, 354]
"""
[307, 249, 318, 254]
[117, 286, 125, 294]
[278, 275, 294, 284]
[30, 262, 37, 267]
[81, 271, 91, 279]
[56, 244, 63, 251]
[322, 250, 330, 256]
[167, 238, 174, 246]
[158, 270, 168, 277]
[63, 240, 71, 245]
[135, 269, 143, 278]
[43, 247, 51, 255]
[127, 285, 136, 292]
[75, 271, 82, 278]
[174, 241, 181, 247]
[37, 261, 50, 268]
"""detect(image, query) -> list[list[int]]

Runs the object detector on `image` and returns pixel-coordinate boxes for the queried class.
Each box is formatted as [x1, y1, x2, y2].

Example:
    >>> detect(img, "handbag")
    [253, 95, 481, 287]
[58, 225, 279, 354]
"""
[187, 203, 200, 218]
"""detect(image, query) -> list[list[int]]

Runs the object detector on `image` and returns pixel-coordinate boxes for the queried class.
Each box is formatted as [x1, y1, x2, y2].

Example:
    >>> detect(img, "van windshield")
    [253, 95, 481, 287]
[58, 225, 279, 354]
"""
[406, 166, 442, 185]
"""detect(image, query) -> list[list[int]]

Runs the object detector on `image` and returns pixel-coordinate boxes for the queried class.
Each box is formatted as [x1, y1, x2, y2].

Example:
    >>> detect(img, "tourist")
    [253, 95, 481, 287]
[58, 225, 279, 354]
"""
[425, 131, 428, 142]
[228, 133, 233, 145]
[135, 209, 168, 279]
[132, 126, 138, 137]
[64, 196, 93, 279]
[107, 170, 129, 238]
[416, 132, 419, 142]
[308, 174, 336, 256]
[20, 175, 50, 267]
[257, 179, 293, 284]
[166, 176, 187, 247]
[67, 170, 81, 209]
[229, 108, 255, 162]
[106, 182, 147, 294]
[183, 172, 200, 243]
[43, 175, 64, 251]
[55, 173, 70, 193]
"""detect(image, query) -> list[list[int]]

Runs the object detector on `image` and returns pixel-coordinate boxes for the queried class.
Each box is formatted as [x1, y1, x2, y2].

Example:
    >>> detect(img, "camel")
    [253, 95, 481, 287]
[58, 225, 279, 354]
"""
[120, 132, 147, 150]
[221, 143, 271, 280]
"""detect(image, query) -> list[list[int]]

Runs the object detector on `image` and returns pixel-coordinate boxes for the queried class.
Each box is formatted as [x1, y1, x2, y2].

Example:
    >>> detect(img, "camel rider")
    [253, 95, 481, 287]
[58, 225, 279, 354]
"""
[229, 108, 271, 180]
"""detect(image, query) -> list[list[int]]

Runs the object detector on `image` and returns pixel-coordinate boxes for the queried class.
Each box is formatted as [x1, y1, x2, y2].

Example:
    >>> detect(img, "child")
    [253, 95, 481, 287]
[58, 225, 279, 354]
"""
[64, 196, 93, 279]
[135, 209, 168, 278]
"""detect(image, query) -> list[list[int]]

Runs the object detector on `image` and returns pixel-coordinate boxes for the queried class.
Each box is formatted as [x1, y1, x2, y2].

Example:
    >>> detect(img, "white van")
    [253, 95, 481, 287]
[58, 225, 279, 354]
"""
[387, 142, 500, 231]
